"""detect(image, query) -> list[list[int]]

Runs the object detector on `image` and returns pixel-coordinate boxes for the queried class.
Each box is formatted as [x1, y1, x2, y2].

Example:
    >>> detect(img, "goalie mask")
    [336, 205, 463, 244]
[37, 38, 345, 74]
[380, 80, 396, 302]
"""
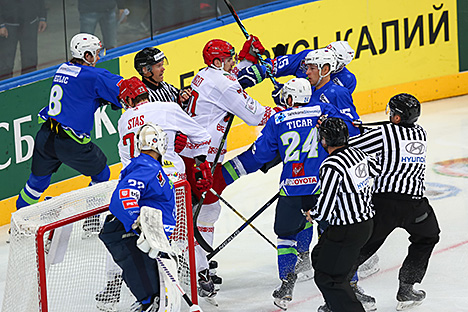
[386, 93, 421, 126]
[134, 47, 168, 75]
[319, 117, 349, 148]
[280, 78, 312, 108]
[118, 77, 148, 108]
[136, 122, 168, 156]
[327, 41, 355, 72]
[70, 33, 105, 65]
[203, 39, 237, 68]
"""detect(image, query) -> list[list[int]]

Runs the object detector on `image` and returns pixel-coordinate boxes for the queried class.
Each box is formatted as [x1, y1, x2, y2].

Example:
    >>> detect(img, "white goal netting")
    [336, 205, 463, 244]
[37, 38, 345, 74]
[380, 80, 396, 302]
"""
[2, 179, 196, 312]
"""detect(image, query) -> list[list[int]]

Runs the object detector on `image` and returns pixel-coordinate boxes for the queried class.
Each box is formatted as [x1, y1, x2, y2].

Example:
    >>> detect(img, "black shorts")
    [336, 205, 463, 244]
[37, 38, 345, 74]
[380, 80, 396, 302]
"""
[31, 123, 107, 177]
[274, 194, 318, 237]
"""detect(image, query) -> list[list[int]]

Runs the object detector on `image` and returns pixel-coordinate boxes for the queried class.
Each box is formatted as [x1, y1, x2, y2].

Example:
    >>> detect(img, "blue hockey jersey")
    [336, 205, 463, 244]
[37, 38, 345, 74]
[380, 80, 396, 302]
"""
[252, 103, 341, 196]
[109, 153, 176, 237]
[309, 80, 360, 137]
[270, 49, 357, 93]
[38, 62, 123, 138]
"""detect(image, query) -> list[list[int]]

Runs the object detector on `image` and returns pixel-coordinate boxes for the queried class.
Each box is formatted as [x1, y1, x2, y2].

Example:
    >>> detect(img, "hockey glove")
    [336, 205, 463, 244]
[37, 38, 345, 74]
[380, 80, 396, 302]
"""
[194, 160, 213, 193]
[237, 64, 267, 89]
[239, 35, 265, 64]
[174, 132, 188, 153]
[271, 83, 285, 108]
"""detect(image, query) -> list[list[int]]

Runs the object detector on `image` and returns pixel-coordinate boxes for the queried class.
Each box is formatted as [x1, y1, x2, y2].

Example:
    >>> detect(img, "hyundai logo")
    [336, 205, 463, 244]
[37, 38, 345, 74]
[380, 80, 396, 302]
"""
[405, 142, 425, 155]
[355, 163, 368, 178]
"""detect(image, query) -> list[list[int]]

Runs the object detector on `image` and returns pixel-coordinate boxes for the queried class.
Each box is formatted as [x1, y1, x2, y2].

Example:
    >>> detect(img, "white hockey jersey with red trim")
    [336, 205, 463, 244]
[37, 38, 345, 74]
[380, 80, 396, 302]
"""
[117, 101, 211, 177]
[180, 66, 276, 163]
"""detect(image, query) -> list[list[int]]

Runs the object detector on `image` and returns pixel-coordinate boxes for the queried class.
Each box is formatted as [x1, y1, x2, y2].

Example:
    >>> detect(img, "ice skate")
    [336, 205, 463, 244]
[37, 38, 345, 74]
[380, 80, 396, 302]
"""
[95, 275, 123, 311]
[358, 254, 380, 279]
[129, 296, 160, 312]
[209, 260, 223, 291]
[272, 273, 297, 310]
[396, 283, 426, 311]
[295, 251, 314, 282]
[198, 269, 218, 306]
[317, 303, 332, 312]
[350, 281, 377, 311]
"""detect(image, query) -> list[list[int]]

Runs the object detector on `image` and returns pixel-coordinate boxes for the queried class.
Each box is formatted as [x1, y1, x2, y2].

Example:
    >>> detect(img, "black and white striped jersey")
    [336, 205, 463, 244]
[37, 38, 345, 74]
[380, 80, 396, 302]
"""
[142, 79, 179, 103]
[311, 146, 380, 226]
[349, 123, 427, 197]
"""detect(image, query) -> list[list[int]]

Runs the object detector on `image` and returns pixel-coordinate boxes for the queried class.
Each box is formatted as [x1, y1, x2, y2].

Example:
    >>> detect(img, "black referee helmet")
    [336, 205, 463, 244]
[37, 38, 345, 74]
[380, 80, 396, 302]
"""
[387, 93, 421, 126]
[319, 117, 349, 147]
[134, 47, 166, 75]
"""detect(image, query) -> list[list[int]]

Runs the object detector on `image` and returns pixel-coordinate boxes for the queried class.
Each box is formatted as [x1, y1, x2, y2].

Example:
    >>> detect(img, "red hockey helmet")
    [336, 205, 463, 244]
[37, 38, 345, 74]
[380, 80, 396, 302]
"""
[118, 76, 148, 107]
[202, 39, 236, 67]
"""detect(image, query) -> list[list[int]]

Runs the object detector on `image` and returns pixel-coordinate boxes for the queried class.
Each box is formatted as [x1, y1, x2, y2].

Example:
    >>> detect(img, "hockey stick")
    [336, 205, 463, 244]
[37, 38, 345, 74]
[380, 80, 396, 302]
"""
[193, 113, 235, 253]
[353, 120, 389, 127]
[223, 0, 279, 87]
[156, 257, 203, 312]
[209, 188, 276, 250]
[207, 191, 279, 260]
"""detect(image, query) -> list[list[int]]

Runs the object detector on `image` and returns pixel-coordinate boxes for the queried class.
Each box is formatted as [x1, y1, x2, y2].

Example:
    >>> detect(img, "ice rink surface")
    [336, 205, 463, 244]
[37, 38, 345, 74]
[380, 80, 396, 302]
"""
[0, 95, 467, 311]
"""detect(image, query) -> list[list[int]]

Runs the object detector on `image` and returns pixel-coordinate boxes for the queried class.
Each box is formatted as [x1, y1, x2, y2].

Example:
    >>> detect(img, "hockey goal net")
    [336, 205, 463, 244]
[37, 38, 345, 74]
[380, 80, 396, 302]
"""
[2, 179, 197, 312]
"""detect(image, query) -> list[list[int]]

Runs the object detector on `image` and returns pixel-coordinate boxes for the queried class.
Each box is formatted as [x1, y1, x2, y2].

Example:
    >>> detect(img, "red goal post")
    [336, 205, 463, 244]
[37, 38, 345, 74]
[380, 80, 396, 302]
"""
[3, 179, 197, 312]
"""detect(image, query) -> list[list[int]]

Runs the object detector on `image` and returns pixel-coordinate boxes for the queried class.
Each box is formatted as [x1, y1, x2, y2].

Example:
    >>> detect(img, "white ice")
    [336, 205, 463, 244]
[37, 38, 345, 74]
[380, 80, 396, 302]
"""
[0, 95, 467, 312]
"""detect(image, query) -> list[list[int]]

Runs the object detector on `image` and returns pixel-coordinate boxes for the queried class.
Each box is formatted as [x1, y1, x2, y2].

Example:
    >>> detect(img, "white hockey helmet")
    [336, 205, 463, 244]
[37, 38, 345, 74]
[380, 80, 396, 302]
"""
[304, 48, 337, 76]
[70, 33, 104, 63]
[136, 122, 168, 156]
[281, 78, 312, 108]
[327, 41, 355, 72]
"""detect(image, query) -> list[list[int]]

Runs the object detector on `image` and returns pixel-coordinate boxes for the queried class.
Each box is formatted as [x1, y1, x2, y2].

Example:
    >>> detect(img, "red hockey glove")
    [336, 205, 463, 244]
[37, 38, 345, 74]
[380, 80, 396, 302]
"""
[174, 132, 188, 153]
[194, 161, 213, 193]
[239, 35, 265, 64]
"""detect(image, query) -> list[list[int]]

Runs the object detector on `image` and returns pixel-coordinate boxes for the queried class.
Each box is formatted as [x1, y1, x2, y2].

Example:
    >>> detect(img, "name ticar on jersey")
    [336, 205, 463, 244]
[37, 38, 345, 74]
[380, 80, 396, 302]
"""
[286, 118, 315, 130]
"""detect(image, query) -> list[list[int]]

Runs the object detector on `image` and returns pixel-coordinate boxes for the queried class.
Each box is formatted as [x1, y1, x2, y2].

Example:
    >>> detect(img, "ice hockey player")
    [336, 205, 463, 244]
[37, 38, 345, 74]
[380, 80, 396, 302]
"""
[269, 41, 357, 93]
[117, 76, 211, 179]
[241, 78, 350, 310]
[99, 123, 176, 312]
[347, 93, 441, 311]
[179, 38, 283, 304]
[305, 117, 379, 312]
[16, 33, 123, 209]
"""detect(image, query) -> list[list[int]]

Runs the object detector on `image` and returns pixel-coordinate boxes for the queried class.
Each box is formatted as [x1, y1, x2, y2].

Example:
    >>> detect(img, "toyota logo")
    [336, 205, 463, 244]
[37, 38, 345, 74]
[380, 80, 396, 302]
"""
[405, 142, 425, 155]
[355, 163, 368, 178]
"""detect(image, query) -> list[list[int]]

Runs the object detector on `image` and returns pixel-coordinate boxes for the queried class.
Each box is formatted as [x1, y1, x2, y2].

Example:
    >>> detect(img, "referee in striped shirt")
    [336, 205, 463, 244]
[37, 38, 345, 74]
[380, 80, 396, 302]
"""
[134, 47, 191, 106]
[306, 117, 380, 312]
[348, 93, 440, 310]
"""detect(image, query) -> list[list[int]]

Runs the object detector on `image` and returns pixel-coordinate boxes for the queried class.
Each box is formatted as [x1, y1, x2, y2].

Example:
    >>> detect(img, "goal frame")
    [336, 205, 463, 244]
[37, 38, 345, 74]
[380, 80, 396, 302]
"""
[33, 179, 197, 311]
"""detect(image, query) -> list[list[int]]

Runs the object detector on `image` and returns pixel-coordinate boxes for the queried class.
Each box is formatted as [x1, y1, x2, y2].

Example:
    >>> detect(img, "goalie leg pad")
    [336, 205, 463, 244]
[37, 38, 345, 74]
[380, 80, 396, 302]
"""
[99, 216, 161, 303]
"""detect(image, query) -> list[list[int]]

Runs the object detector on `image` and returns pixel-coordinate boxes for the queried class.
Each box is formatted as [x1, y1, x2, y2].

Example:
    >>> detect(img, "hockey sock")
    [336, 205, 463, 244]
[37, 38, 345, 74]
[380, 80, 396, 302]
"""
[296, 223, 313, 253]
[277, 236, 298, 280]
[16, 173, 51, 209]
